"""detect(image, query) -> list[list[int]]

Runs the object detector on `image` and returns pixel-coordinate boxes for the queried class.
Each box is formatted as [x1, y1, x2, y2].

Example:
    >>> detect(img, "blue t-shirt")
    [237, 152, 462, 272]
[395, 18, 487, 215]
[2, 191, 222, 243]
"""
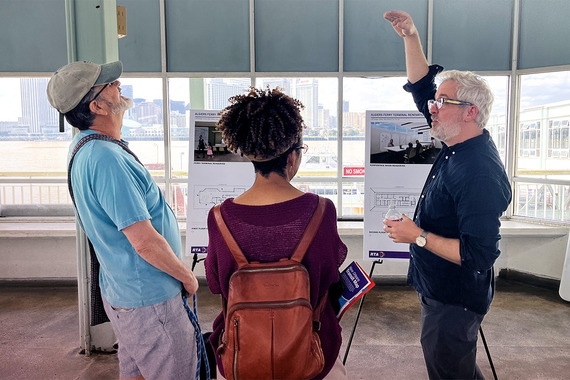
[69, 130, 182, 307]
[403, 66, 512, 315]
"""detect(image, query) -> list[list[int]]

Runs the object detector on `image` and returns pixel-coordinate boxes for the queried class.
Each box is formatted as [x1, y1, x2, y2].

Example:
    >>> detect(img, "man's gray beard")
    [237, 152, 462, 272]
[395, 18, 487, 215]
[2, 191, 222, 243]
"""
[105, 97, 134, 115]
[430, 120, 461, 143]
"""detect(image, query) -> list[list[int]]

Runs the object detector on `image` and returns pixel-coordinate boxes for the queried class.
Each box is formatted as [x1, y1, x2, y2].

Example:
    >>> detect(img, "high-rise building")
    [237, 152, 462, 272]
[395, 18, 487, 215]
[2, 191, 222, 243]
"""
[19, 78, 58, 133]
[295, 79, 318, 129]
[206, 79, 250, 110]
[132, 102, 162, 125]
[170, 100, 186, 114]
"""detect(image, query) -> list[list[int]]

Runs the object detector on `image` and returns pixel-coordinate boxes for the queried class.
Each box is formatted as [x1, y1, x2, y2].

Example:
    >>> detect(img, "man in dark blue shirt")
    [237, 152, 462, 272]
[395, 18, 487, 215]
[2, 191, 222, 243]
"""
[383, 10, 512, 379]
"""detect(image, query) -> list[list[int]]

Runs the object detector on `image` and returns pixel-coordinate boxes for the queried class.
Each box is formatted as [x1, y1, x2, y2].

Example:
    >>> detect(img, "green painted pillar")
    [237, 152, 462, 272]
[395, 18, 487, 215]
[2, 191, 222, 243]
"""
[66, 0, 119, 63]
[189, 78, 206, 110]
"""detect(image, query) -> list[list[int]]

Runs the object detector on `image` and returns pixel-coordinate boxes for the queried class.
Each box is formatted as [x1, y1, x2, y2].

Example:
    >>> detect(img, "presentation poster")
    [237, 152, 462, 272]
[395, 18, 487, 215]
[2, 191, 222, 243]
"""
[363, 111, 435, 260]
[185, 110, 255, 257]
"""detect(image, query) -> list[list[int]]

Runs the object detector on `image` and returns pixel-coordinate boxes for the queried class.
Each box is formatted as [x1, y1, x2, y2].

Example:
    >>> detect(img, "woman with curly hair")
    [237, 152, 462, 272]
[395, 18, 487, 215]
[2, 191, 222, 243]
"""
[205, 87, 348, 379]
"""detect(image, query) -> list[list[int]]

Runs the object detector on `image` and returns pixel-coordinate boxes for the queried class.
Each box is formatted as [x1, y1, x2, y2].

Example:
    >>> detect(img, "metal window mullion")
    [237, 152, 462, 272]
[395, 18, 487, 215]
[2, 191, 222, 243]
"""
[513, 176, 570, 187]
[506, 0, 521, 219]
[337, 0, 344, 218]
[159, 0, 173, 205]
[427, 0, 433, 63]
[250, 0, 255, 83]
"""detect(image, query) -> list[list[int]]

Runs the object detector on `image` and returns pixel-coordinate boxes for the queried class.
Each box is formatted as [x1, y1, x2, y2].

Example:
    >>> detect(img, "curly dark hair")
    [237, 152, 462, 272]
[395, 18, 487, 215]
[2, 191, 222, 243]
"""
[216, 87, 305, 163]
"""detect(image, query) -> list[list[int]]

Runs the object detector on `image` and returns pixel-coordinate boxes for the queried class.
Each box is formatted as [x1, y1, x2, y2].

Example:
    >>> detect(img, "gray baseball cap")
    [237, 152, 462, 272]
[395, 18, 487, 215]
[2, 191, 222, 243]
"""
[47, 60, 123, 114]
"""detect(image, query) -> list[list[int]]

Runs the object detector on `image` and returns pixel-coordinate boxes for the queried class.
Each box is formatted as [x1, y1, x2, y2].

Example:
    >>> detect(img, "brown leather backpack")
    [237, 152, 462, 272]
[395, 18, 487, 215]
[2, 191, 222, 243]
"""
[212, 196, 327, 380]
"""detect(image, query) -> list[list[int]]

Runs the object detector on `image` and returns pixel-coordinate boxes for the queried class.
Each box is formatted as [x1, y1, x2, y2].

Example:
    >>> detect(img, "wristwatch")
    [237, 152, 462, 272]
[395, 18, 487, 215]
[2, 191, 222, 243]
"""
[416, 230, 428, 247]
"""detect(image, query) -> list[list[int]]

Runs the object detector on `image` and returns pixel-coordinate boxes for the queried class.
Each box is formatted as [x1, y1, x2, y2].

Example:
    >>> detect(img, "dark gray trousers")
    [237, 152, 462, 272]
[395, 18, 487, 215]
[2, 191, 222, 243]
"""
[419, 294, 486, 380]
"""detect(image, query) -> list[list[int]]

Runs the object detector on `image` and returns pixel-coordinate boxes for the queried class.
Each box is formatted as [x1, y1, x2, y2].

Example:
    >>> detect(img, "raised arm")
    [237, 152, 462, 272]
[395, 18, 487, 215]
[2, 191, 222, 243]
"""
[384, 10, 429, 84]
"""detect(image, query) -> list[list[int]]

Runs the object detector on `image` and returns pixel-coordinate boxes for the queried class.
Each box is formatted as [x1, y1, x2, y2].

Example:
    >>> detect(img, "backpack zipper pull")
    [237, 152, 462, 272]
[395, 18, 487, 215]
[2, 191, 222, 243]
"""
[234, 318, 240, 351]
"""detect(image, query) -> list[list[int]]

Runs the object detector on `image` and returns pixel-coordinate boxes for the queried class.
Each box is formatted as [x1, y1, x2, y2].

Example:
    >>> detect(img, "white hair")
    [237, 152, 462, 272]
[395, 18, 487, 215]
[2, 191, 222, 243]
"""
[438, 70, 494, 129]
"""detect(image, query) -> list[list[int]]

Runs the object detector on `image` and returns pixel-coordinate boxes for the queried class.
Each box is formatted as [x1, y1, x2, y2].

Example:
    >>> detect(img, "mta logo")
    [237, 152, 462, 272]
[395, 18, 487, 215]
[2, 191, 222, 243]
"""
[191, 246, 208, 254]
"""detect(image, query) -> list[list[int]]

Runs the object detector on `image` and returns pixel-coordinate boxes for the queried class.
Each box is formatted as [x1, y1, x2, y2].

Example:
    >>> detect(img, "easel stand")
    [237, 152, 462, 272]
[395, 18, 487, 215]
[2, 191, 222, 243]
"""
[192, 253, 206, 271]
[342, 259, 498, 380]
[342, 259, 382, 364]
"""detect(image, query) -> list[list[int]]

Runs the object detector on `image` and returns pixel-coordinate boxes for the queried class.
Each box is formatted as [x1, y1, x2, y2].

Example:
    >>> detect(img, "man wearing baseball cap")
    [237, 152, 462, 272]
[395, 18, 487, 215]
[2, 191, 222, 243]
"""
[47, 61, 199, 379]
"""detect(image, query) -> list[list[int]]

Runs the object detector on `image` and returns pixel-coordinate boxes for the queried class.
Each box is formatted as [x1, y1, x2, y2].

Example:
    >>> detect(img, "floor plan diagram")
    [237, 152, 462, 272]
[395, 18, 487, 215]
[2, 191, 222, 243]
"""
[193, 186, 247, 208]
[369, 187, 420, 215]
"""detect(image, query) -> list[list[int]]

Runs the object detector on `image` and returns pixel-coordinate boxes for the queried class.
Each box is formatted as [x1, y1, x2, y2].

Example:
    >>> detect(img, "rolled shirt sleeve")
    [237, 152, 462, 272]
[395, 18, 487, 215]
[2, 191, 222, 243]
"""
[403, 64, 444, 125]
[456, 175, 511, 271]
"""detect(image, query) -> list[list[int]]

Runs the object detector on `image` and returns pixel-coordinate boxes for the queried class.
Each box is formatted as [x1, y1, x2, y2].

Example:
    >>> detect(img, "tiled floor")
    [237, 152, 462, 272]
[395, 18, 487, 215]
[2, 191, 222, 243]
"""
[1, 277, 569, 379]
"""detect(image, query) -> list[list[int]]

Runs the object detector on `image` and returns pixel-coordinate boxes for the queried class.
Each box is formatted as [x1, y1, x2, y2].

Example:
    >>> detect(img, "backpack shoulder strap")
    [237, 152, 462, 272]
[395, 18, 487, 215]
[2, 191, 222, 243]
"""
[290, 196, 326, 263]
[313, 289, 329, 330]
[212, 204, 249, 268]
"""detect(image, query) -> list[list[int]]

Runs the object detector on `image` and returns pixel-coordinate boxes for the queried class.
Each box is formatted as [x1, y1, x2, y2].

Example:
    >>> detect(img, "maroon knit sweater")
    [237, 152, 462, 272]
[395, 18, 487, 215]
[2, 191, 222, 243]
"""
[205, 193, 348, 379]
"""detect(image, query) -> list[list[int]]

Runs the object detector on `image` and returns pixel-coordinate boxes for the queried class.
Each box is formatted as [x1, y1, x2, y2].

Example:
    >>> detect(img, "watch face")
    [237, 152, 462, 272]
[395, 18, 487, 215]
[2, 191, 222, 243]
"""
[416, 235, 427, 247]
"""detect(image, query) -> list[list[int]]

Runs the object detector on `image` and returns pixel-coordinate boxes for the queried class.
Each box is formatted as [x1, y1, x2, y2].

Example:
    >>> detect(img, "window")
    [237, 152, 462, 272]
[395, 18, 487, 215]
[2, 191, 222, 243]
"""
[515, 182, 570, 222]
[548, 119, 569, 159]
[342, 77, 416, 174]
[168, 78, 252, 180]
[0, 77, 71, 207]
[515, 71, 570, 222]
[256, 78, 338, 179]
[118, 78, 165, 177]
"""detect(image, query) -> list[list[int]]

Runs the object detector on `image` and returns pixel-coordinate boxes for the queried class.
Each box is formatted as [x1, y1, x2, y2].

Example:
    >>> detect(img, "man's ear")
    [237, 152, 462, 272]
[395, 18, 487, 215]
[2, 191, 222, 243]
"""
[89, 99, 107, 116]
[464, 104, 479, 122]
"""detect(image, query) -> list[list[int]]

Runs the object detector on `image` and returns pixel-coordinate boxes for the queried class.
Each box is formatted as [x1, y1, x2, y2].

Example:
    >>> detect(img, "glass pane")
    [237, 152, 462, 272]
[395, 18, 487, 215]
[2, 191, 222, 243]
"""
[515, 182, 570, 222]
[168, 78, 251, 178]
[484, 76, 509, 164]
[166, 0, 250, 72]
[344, 0, 428, 72]
[342, 181, 365, 218]
[170, 182, 188, 218]
[256, 78, 338, 178]
[517, 71, 570, 181]
[0, 78, 70, 184]
[519, 0, 570, 69]
[119, 78, 165, 178]
[342, 77, 416, 173]
[433, 0, 512, 71]
[255, 0, 338, 72]
[119, 0, 161, 72]
[0, 182, 70, 206]
[0, 1, 67, 72]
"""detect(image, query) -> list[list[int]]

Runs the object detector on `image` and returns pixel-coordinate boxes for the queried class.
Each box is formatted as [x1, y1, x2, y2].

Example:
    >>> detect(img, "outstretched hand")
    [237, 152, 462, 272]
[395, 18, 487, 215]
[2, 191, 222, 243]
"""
[384, 10, 417, 38]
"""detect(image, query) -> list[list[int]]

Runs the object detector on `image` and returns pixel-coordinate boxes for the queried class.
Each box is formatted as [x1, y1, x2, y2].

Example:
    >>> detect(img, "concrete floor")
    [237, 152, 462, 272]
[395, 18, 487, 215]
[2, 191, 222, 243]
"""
[1, 277, 569, 380]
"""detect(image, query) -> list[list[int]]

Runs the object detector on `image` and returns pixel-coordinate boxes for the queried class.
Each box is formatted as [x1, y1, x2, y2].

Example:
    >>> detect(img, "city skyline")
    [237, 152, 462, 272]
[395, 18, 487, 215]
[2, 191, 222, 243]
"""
[1, 73, 570, 138]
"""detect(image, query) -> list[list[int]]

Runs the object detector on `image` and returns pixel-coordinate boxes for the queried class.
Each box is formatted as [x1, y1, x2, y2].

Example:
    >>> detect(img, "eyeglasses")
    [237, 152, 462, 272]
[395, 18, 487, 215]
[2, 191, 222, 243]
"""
[427, 97, 473, 110]
[89, 84, 109, 102]
[89, 80, 120, 102]
[294, 144, 308, 154]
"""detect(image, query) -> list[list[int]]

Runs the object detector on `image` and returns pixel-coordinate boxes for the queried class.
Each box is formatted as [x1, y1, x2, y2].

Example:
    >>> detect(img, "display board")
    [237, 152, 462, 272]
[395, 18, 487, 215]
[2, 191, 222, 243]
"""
[363, 110, 435, 260]
[185, 110, 255, 257]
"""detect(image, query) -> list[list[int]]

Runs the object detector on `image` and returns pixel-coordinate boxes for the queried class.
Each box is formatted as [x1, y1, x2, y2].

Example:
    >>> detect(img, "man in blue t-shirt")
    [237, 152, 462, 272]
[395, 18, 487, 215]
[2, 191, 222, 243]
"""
[382, 11, 512, 380]
[47, 61, 198, 380]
